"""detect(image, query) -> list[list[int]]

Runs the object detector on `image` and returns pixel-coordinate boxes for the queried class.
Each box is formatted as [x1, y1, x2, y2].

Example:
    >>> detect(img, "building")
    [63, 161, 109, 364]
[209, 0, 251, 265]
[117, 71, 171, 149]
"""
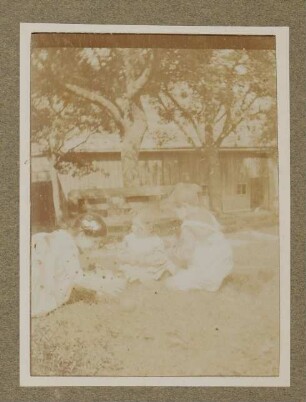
[31, 128, 278, 230]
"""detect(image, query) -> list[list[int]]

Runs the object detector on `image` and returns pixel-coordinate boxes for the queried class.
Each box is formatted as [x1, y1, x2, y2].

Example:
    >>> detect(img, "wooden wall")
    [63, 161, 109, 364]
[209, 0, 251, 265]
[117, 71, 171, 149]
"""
[138, 152, 209, 186]
[220, 153, 270, 212]
[51, 150, 273, 212]
[58, 151, 209, 196]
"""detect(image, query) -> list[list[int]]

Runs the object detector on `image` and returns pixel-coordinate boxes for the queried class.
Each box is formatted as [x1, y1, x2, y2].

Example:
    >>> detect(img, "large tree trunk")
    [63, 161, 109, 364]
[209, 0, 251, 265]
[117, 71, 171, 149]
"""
[121, 138, 141, 187]
[207, 146, 223, 214]
[121, 105, 147, 187]
[49, 154, 63, 226]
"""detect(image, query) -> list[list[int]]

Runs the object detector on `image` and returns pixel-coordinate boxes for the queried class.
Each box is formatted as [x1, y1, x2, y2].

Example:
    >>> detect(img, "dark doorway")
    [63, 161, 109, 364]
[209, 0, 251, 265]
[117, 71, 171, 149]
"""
[31, 181, 55, 232]
[250, 178, 264, 209]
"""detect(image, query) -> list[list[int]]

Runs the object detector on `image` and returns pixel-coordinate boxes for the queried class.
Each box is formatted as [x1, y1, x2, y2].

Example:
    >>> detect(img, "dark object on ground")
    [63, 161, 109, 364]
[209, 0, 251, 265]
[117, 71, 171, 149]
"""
[74, 213, 107, 237]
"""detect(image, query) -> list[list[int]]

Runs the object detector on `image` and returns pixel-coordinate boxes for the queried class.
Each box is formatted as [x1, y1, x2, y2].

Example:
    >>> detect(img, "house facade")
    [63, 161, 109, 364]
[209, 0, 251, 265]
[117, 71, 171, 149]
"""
[57, 147, 277, 212]
[30, 122, 279, 229]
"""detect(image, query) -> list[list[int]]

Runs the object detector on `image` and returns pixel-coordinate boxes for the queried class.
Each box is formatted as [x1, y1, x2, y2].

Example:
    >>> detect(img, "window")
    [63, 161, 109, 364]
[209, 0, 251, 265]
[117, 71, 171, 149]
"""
[237, 183, 247, 195]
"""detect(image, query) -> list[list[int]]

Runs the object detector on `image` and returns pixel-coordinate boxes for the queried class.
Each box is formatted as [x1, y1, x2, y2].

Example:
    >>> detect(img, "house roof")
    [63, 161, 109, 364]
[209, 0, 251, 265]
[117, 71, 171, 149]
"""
[57, 133, 276, 154]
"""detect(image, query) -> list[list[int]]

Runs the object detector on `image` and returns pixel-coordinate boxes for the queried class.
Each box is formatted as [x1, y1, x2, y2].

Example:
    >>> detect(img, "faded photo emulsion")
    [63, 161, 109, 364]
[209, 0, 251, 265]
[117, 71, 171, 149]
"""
[20, 26, 290, 386]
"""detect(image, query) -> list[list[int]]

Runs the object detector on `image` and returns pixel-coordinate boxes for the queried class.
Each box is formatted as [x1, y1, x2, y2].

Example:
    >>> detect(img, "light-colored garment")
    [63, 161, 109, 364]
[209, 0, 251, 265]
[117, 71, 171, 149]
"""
[31, 230, 126, 317]
[166, 218, 233, 291]
[31, 230, 82, 317]
[119, 233, 177, 283]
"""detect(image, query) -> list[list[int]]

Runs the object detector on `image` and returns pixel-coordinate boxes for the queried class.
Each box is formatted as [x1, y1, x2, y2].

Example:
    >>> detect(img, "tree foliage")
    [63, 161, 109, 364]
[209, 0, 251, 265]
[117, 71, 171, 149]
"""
[31, 46, 277, 173]
[157, 48, 277, 148]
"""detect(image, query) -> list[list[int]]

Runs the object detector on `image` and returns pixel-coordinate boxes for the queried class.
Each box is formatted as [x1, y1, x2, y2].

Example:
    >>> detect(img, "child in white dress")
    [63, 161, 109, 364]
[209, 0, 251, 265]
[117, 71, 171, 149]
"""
[118, 210, 177, 283]
[165, 194, 233, 292]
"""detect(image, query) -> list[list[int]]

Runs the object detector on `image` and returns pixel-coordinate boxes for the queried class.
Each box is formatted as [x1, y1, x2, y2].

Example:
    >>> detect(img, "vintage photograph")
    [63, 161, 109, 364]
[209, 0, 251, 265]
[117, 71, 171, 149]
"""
[20, 26, 289, 385]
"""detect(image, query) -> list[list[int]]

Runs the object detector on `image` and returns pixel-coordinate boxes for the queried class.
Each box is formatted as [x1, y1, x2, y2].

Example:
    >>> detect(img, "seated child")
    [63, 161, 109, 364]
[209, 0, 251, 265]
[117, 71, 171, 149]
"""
[165, 189, 233, 292]
[31, 229, 126, 317]
[118, 209, 177, 283]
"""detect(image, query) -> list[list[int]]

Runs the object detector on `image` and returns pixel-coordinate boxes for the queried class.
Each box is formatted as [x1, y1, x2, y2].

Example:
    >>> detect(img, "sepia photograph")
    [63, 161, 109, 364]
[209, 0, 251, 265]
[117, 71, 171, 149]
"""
[20, 24, 290, 387]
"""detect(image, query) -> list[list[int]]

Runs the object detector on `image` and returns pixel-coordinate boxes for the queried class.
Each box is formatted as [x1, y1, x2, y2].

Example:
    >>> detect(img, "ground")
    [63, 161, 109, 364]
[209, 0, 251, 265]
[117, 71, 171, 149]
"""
[31, 225, 279, 377]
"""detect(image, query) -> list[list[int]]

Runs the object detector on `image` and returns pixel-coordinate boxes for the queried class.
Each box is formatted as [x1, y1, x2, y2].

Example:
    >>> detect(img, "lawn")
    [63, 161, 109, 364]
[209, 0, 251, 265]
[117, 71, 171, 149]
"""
[31, 225, 279, 377]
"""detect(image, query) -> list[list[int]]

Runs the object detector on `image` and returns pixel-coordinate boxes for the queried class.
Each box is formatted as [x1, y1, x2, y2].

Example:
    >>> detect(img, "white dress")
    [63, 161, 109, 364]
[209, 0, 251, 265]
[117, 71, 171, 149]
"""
[119, 233, 177, 283]
[31, 230, 82, 317]
[31, 230, 126, 317]
[166, 218, 233, 292]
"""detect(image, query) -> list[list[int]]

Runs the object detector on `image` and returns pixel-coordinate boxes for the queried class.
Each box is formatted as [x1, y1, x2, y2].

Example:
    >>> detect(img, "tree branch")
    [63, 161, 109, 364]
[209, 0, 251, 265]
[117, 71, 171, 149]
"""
[158, 94, 200, 148]
[215, 95, 259, 146]
[215, 115, 243, 146]
[93, 49, 104, 70]
[237, 87, 258, 117]
[47, 96, 69, 118]
[214, 106, 227, 125]
[55, 127, 77, 154]
[65, 132, 94, 153]
[240, 88, 252, 111]
[58, 120, 103, 156]
[65, 83, 126, 131]
[162, 88, 201, 137]
[126, 52, 154, 99]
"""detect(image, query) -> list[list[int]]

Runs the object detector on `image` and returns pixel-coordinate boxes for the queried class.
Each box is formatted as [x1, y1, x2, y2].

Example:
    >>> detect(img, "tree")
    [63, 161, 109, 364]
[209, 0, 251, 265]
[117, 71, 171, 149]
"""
[31, 49, 107, 223]
[156, 49, 277, 213]
[63, 48, 156, 187]
[31, 46, 277, 218]
[31, 48, 153, 222]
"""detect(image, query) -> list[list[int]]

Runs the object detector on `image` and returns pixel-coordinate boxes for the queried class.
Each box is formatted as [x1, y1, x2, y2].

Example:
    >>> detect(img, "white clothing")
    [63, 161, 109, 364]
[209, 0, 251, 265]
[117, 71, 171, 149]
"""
[119, 233, 176, 283]
[31, 230, 82, 317]
[166, 218, 233, 291]
[31, 230, 126, 317]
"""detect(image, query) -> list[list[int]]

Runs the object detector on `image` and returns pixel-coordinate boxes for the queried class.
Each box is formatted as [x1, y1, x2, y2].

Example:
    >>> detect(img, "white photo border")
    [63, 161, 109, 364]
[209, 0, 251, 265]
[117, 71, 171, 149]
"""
[19, 23, 290, 387]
